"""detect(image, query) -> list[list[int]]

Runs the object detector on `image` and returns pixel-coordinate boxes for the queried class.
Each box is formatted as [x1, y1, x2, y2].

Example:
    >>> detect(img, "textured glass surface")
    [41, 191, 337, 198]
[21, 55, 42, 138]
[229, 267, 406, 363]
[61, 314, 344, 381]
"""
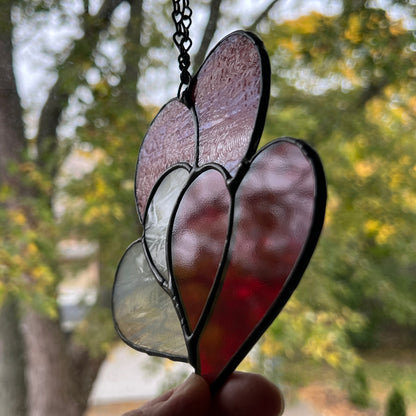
[198, 141, 315, 379]
[112, 28, 326, 390]
[145, 167, 189, 282]
[171, 169, 230, 331]
[136, 99, 196, 218]
[192, 33, 263, 175]
[113, 240, 187, 358]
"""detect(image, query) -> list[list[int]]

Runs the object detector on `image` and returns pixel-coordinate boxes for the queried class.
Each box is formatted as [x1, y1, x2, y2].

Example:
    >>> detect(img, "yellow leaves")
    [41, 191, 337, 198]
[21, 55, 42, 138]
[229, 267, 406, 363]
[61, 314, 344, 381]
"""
[42, 302, 58, 320]
[408, 96, 416, 115]
[365, 219, 396, 244]
[367, 85, 415, 131]
[95, 176, 107, 198]
[389, 21, 406, 37]
[1, 200, 59, 308]
[345, 15, 363, 44]
[388, 102, 411, 126]
[303, 332, 337, 359]
[399, 155, 410, 166]
[75, 147, 108, 164]
[376, 223, 396, 244]
[287, 12, 326, 35]
[26, 243, 39, 255]
[390, 172, 404, 189]
[32, 265, 49, 281]
[9, 210, 27, 226]
[365, 219, 379, 235]
[0, 184, 11, 202]
[324, 192, 339, 226]
[354, 160, 376, 178]
[279, 38, 297, 53]
[366, 96, 386, 121]
[337, 60, 360, 85]
[91, 79, 111, 97]
[402, 190, 416, 214]
[84, 205, 111, 225]
[260, 336, 282, 357]
[19, 162, 52, 195]
[113, 205, 125, 221]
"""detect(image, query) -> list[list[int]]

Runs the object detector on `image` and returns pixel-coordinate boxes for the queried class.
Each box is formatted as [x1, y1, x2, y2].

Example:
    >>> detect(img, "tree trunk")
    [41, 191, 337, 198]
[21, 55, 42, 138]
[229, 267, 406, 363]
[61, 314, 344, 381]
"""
[193, 0, 222, 71]
[1, 1, 143, 414]
[0, 0, 26, 184]
[0, 1, 28, 414]
[247, 0, 281, 32]
[20, 2, 122, 415]
[21, 310, 104, 416]
[0, 299, 27, 416]
[21, 310, 80, 416]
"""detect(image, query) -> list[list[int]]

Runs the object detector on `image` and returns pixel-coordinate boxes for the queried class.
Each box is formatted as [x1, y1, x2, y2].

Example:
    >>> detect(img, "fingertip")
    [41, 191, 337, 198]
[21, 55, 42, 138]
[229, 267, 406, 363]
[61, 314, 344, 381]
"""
[128, 373, 211, 416]
[164, 373, 211, 415]
[212, 372, 284, 416]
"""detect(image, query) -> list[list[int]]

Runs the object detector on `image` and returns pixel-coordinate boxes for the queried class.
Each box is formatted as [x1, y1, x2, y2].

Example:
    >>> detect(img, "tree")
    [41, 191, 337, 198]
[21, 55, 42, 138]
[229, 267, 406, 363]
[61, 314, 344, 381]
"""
[251, 0, 416, 376]
[0, 0, 145, 414]
[386, 387, 407, 416]
[1, 1, 29, 413]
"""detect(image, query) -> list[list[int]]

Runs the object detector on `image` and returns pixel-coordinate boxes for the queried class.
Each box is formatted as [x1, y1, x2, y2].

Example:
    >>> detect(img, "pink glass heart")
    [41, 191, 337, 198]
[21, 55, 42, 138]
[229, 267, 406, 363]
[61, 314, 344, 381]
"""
[197, 139, 319, 383]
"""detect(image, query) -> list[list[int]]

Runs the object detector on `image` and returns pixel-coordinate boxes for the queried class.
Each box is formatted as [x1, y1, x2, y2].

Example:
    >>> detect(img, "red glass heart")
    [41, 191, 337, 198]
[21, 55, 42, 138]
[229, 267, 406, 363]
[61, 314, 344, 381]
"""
[169, 139, 322, 385]
[170, 168, 231, 332]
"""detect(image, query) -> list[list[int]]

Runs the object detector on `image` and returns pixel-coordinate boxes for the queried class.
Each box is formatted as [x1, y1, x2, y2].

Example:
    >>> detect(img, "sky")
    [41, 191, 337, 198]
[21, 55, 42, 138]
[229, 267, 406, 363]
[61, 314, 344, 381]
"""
[13, 0, 343, 114]
[12, 0, 412, 139]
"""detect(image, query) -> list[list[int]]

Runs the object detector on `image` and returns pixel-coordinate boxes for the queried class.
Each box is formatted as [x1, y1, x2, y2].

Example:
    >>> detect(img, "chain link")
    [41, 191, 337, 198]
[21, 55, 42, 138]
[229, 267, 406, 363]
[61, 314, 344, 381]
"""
[172, 0, 193, 98]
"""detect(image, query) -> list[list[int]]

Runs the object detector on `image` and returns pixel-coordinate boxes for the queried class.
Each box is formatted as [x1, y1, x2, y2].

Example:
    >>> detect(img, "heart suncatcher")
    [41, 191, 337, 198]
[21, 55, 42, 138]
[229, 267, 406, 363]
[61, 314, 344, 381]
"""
[111, 9, 327, 392]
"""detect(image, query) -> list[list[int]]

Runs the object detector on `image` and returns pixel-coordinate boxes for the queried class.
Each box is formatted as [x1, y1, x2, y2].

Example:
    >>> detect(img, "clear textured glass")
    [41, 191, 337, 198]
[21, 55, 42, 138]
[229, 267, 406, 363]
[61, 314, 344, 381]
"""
[113, 240, 188, 358]
[145, 167, 190, 282]
[171, 169, 230, 331]
[192, 33, 263, 175]
[136, 99, 196, 218]
[198, 141, 315, 379]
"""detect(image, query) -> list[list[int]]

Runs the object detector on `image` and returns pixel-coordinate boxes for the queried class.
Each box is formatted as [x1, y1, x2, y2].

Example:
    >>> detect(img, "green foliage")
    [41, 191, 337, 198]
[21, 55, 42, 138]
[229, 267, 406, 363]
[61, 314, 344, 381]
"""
[0, 165, 60, 317]
[73, 306, 116, 358]
[347, 366, 371, 407]
[260, 2, 416, 354]
[386, 388, 407, 416]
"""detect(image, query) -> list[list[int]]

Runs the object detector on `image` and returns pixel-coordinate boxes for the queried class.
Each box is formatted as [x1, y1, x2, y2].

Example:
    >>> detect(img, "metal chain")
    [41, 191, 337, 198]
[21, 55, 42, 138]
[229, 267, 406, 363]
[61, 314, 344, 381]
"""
[171, 0, 193, 98]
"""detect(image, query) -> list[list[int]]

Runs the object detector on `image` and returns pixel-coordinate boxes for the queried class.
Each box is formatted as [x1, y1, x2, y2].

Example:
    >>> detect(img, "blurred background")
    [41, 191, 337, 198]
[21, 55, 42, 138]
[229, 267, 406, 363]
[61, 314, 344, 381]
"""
[0, 0, 415, 415]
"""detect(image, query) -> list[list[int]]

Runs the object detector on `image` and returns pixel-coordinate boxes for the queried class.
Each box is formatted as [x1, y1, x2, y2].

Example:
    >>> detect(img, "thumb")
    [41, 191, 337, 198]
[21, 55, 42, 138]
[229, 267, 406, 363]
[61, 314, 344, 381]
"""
[125, 374, 211, 416]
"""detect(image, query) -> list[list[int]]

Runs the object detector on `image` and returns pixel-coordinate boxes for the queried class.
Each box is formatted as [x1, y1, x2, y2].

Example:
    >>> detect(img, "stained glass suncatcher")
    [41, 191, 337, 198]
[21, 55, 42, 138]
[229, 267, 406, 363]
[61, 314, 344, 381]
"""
[112, 31, 327, 391]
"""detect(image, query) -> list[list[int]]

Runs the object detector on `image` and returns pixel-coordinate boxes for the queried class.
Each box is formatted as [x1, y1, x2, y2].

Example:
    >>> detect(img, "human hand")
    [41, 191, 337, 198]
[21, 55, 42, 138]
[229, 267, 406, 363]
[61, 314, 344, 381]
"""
[122, 371, 284, 416]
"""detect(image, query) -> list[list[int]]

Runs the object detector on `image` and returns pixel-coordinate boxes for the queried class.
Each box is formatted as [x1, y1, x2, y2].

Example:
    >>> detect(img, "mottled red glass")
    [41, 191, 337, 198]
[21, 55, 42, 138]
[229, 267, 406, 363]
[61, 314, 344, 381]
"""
[171, 169, 230, 331]
[192, 33, 263, 175]
[136, 99, 196, 218]
[198, 141, 315, 380]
